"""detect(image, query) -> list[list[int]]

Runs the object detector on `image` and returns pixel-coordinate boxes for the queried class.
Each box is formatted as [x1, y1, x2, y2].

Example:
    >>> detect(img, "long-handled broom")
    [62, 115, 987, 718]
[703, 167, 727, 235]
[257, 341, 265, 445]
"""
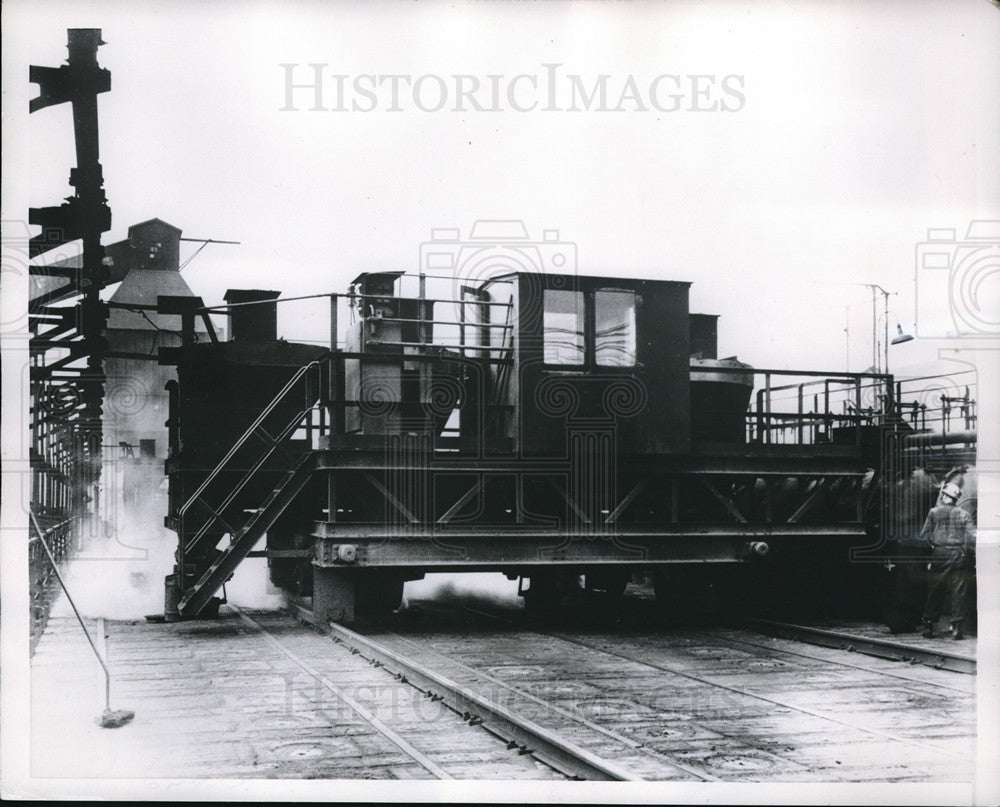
[30, 511, 135, 728]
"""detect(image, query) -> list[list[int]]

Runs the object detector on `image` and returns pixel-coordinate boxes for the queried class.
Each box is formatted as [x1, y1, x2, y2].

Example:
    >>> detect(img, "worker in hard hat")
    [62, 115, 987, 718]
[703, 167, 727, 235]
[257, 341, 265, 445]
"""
[919, 481, 976, 640]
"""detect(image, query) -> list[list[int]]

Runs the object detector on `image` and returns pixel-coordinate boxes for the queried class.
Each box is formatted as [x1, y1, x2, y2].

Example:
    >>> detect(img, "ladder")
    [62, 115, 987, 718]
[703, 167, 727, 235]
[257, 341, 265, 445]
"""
[174, 361, 323, 618]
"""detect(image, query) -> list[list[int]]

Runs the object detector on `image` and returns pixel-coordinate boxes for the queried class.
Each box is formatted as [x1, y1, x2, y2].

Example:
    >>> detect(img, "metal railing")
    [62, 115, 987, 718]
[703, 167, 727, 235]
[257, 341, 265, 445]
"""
[29, 515, 78, 654]
[177, 360, 323, 520]
[736, 368, 891, 446]
[177, 360, 325, 572]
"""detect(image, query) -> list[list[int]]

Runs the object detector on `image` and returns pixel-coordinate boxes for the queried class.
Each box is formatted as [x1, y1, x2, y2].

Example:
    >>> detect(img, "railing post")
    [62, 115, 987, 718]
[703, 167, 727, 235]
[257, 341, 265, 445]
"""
[855, 377, 862, 445]
[883, 373, 895, 423]
[177, 508, 186, 592]
[755, 388, 765, 443]
[797, 383, 804, 444]
[765, 373, 772, 445]
[329, 293, 338, 353]
[418, 274, 427, 346]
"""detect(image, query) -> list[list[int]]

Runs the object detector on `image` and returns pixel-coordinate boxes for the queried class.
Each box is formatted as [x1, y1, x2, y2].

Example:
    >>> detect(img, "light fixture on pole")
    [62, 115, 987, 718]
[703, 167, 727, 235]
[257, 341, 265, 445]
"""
[860, 284, 911, 376]
[853, 283, 913, 417]
[891, 323, 914, 345]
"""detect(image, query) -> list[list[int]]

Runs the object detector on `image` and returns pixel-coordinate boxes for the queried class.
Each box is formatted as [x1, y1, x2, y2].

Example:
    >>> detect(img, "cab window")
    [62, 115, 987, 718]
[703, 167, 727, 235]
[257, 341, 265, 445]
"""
[543, 290, 585, 365]
[595, 290, 637, 367]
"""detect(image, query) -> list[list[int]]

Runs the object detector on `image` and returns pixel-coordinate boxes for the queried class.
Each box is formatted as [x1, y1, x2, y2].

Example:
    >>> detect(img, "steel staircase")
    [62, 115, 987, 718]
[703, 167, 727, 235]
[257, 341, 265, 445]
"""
[174, 361, 323, 618]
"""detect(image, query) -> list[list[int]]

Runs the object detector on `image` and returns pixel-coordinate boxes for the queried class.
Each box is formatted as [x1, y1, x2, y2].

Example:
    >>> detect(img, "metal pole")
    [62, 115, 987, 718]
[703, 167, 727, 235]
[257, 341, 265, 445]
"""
[765, 373, 772, 445]
[329, 293, 338, 352]
[871, 286, 877, 374]
[29, 510, 110, 711]
[844, 305, 850, 373]
[883, 289, 890, 378]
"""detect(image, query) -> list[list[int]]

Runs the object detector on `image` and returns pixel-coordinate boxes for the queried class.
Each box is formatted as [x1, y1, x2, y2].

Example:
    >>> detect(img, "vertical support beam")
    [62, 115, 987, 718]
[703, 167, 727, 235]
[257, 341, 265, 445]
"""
[326, 473, 337, 523]
[459, 292, 466, 358]
[855, 377, 862, 445]
[329, 293, 338, 352]
[515, 473, 525, 524]
[871, 285, 878, 375]
[797, 384, 804, 444]
[764, 373, 772, 445]
[418, 274, 427, 345]
[882, 288, 890, 385]
[312, 567, 357, 624]
[334, 356, 345, 435]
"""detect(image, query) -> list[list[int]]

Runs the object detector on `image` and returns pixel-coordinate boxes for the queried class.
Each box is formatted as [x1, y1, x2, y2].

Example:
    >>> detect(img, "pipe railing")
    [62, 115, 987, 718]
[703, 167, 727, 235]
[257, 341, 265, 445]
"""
[726, 367, 889, 446]
[176, 360, 325, 573]
[29, 510, 111, 710]
[177, 360, 324, 519]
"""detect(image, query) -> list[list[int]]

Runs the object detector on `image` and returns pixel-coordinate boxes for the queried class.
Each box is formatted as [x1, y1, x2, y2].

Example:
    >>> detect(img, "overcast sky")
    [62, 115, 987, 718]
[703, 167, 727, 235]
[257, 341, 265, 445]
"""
[4, 0, 999, 381]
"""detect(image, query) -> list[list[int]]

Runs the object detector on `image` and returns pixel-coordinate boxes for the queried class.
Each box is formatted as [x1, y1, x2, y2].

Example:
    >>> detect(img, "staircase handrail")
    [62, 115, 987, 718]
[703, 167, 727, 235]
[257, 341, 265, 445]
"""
[178, 359, 323, 518]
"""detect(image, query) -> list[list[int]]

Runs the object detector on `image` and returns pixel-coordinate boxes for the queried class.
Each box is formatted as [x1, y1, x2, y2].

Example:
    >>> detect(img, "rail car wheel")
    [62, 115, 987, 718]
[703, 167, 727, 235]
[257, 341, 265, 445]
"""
[520, 572, 581, 618]
[653, 566, 739, 624]
[312, 568, 404, 624]
[584, 571, 629, 598]
[356, 575, 405, 617]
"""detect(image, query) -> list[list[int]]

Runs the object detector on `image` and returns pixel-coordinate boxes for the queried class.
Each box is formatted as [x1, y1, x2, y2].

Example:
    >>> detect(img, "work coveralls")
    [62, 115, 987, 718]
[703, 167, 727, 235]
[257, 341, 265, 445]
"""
[920, 503, 975, 627]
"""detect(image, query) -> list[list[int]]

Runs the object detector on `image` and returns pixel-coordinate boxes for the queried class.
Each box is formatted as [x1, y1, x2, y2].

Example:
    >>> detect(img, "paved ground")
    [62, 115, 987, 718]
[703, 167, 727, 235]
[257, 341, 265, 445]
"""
[29, 609, 566, 781]
[30, 599, 977, 787]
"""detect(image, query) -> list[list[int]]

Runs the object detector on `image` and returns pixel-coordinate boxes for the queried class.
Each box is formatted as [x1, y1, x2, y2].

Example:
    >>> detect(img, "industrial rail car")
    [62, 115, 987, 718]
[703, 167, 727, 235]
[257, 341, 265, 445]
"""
[160, 270, 899, 623]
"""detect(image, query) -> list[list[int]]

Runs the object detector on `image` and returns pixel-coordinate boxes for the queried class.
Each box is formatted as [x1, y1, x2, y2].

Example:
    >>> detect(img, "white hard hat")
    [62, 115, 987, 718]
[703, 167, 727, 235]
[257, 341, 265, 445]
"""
[940, 482, 962, 502]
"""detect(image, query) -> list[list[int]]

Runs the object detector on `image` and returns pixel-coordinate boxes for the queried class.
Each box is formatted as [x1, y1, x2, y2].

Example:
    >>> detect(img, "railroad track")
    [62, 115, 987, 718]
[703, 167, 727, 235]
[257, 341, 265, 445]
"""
[285, 600, 681, 781]
[30, 601, 976, 782]
[457, 600, 977, 681]
[230, 604, 585, 780]
[739, 617, 976, 675]
[359, 599, 975, 782]
[454, 597, 977, 677]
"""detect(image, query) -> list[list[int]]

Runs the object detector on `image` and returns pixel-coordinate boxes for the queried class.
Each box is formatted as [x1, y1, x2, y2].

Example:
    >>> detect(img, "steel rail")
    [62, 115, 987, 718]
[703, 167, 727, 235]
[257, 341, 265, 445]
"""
[457, 600, 973, 693]
[286, 602, 638, 781]
[700, 628, 973, 695]
[229, 605, 454, 779]
[741, 617, 976, 675]
[546, 630, 967, 760]
[379, 627, 718, 781]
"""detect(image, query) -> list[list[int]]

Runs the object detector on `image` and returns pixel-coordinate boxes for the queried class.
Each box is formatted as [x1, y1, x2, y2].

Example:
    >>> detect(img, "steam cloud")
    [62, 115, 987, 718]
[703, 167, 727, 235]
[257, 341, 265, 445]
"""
[403, 572, 524, 611]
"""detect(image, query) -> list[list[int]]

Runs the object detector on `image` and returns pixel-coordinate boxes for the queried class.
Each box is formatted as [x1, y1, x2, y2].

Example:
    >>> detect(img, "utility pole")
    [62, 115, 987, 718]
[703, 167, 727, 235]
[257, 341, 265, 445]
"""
[844, 305, 850, 373]
[861, 283, 893, 374]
